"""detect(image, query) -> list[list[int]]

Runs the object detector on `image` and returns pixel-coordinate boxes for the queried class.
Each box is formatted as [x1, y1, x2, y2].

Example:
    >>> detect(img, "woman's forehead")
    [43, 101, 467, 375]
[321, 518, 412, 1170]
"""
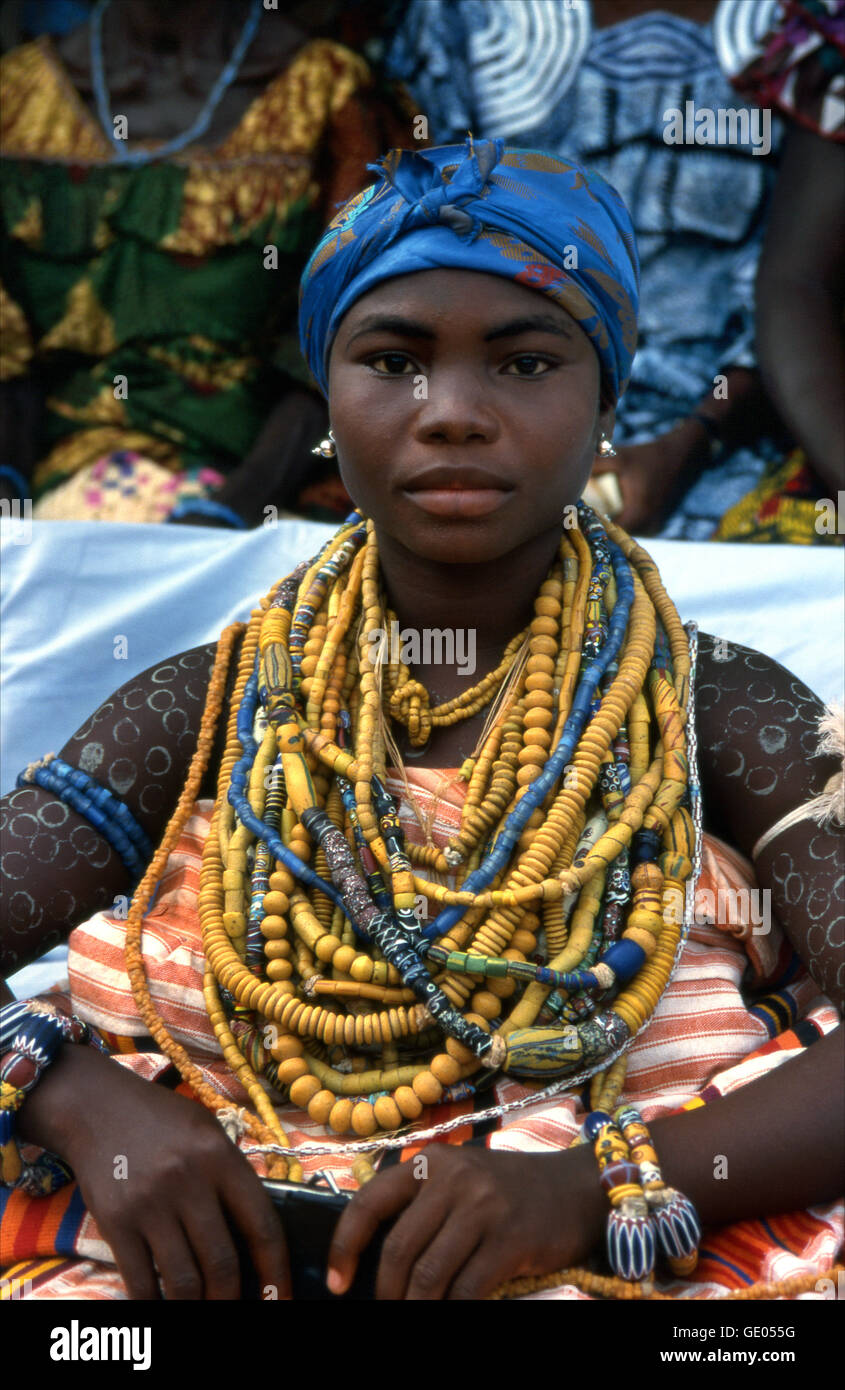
[335, 268, 584, 338]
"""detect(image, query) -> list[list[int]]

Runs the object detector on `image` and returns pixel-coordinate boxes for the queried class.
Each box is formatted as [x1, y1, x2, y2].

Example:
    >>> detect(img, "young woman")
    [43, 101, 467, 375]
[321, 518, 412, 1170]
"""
[1, 139, 842, 1302]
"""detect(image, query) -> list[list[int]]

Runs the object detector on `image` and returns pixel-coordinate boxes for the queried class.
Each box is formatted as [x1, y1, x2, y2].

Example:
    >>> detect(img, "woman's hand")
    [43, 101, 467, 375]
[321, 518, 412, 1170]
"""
[327, 1142, 606, 1300]
[17, 1043, 290, 1300]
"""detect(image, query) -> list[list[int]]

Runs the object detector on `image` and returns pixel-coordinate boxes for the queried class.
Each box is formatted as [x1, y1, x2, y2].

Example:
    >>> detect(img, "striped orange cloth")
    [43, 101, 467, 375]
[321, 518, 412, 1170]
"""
[3, 769, 842, 1299]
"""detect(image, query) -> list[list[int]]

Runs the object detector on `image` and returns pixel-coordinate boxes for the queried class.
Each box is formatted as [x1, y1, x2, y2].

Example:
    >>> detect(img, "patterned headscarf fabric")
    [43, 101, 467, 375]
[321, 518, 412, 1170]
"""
[298, 138, 640, 403]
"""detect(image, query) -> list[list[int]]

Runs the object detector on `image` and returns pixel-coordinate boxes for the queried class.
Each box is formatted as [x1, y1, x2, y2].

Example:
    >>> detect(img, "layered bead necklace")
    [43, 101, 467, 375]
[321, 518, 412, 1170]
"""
[124, 504, 696, 1174]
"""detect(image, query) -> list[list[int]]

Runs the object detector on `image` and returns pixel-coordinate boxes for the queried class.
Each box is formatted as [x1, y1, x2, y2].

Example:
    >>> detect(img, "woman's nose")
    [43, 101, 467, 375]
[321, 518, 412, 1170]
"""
[412, 368, 500, 445]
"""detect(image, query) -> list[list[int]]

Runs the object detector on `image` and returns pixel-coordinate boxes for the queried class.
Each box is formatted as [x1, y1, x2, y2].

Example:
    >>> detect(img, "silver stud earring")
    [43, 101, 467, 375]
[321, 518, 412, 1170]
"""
[311, 428, 337, 458]
[598, 434, 617, 458]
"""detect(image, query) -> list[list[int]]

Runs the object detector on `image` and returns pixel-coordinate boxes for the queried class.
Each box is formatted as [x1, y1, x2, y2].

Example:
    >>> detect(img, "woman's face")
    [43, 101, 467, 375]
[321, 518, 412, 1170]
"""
[327, 269, 614, 566]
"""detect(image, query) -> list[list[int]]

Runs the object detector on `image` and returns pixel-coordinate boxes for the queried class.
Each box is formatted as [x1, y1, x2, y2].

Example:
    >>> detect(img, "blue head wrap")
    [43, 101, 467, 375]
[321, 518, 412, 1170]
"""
[298, 138, 640, 403]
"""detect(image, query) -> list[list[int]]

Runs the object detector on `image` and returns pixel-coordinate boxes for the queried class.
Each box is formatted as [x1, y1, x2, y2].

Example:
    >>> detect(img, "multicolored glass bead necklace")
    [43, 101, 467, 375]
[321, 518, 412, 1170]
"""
[123, 503, 697, 1172]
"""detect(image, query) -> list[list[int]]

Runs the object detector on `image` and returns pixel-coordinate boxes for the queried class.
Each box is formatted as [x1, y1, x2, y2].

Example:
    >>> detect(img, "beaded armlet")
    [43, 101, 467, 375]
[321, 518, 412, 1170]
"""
[16, 754, 153, 882]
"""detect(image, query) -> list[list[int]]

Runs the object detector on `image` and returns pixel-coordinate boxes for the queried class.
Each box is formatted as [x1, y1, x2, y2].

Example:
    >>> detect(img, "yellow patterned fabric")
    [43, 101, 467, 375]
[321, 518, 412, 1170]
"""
[714, 449, 845, 545]
[0, 36, 400, 509]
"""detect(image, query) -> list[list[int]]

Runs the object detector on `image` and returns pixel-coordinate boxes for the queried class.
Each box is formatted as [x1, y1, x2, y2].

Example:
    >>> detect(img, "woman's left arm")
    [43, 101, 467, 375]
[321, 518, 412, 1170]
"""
[328, 635, 844, 1298]
[694, 632, 843, 1009]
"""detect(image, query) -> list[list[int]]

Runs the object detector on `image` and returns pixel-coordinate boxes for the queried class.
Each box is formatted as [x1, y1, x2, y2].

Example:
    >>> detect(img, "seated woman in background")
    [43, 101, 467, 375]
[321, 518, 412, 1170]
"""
[0, 0, 410, 526]
[1, 138, 842, 1302]
[386, 0, 840, 541]
[716, 0, 845, 544]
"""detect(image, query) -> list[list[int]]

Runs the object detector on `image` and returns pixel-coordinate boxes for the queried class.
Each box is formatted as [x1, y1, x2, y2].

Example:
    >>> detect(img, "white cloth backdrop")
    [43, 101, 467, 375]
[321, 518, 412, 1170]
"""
[3, 518, 843, 994]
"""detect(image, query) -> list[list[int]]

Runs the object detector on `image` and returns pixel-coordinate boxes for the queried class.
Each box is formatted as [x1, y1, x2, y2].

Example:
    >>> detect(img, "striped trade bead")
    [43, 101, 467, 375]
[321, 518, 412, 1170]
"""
[653, 1192, 702, 1274]
[502, 1023, 583, 1076]
[599, 1159, 640, 1195]
[606, 1199, 656, 1281]
[0, 1052, 38, 1089]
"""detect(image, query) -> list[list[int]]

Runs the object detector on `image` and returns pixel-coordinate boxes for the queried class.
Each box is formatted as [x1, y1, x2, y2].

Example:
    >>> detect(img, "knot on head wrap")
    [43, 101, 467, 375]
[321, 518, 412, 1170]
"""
[299, 139, 640, 403]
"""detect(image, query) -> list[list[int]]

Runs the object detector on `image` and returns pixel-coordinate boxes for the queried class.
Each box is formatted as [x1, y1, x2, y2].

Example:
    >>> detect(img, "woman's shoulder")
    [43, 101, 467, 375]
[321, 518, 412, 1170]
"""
[693, 630, 835, 851]
[57, 627, 248, 817]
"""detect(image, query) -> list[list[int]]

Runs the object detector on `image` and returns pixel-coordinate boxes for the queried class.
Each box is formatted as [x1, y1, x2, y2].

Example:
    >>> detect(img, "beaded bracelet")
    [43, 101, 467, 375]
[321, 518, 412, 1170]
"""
[615, 1104, 701, 1276]
[583, 1108, 656, 1280]
[583, 1104, 701, 1282]
[0, 999, 108, 1195]
[16, 754, 153, 882]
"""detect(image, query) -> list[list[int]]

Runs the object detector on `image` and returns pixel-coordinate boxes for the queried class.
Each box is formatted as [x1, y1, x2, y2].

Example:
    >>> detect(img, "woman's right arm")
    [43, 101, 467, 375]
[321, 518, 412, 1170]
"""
[1, 635, 291, 1299]
[1, 640, 226, 979]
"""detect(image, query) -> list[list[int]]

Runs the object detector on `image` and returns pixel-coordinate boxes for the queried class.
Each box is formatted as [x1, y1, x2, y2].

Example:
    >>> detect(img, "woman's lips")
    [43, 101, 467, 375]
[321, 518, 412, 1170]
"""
[402, 487, 513, 518]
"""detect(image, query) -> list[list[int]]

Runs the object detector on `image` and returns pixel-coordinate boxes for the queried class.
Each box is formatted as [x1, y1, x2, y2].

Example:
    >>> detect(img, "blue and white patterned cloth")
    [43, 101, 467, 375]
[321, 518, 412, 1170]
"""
[387, 0, 788, 538]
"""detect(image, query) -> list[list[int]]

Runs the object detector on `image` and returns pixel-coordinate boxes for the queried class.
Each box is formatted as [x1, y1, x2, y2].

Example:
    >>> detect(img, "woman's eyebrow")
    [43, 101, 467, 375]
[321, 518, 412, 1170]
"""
[484, 315, 573, 341]
[346, 314, 435, 344]
[345, 311, 574, 346]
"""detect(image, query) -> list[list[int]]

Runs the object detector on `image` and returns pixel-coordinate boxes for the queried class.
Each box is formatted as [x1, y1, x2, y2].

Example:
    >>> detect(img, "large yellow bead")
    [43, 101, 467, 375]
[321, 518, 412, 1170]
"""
[623, 926, 658, 957]
[270, 1034, 304, 1063]
[351, 1102, 378, 1136]
[394, 1085, 423, 1120]
[333, 945, 356, 974]
[412, 1071, 443, 1105]
[307, 1089, 336, 1125]
[626, 909, 663, 936]
[329, 1099, 354, 1133]
[445, 1036, 475, 1064]
[511, 929, 537, 954]
[289, 1075, 322, 1108]
[429, 1053, 461, 1086]
[470, 991, 502, 1020]
[260, 915, 288, 939]
[263, 939, 291, 960]
[276, 1057, 310, 1085]
[373, 1095, 402, 1130]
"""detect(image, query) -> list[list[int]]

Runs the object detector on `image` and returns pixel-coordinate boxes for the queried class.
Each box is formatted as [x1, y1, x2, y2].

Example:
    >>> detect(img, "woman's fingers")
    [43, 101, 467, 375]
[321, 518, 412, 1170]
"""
[180, 1201, 245, 1301]
[221, 1164, 291, 1301]
[327, 1163, 416, 1295]
[445, 1239, 516, 1301]
[145, 1218, 205, 1301]
[384, 1200, 485, 1301]
[107, 1227, 162, 1301]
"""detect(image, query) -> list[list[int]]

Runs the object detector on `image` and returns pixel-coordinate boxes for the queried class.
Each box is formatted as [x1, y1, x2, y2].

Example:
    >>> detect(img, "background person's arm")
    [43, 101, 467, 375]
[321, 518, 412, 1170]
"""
[755, 125, 845, 493]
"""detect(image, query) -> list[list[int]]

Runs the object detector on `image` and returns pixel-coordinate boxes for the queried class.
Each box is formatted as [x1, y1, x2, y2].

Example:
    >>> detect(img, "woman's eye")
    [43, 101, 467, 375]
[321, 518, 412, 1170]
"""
[505, 355, 555, 376]
[368, 353, 415, 375]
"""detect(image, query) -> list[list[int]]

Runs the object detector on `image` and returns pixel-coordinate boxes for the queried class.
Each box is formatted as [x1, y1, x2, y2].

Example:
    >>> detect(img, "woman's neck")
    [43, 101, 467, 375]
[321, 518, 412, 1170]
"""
[374, 523, 563, 663]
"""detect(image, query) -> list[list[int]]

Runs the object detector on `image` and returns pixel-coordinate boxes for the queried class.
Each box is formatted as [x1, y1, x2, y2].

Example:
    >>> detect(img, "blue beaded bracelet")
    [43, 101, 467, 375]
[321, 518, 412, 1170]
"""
[44, 757, 153, 858]
[16, 756, 153, 882]
[167, 497, 249, 529]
